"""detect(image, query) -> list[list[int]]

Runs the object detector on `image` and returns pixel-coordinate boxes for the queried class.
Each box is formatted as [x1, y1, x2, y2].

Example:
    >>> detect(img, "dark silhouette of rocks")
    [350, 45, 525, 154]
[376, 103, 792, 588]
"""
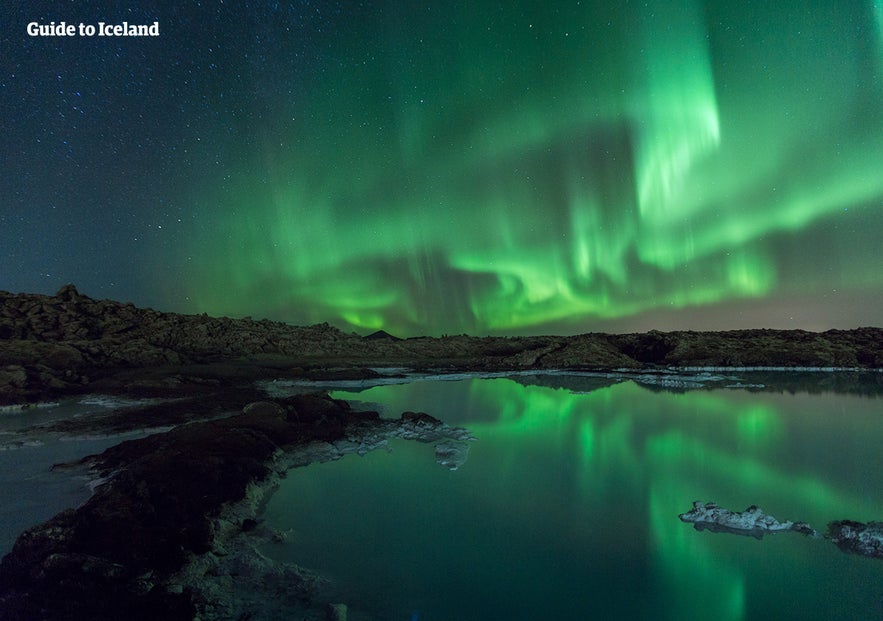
[363, 329, 400, 340]
[609, 328, 883, 368]
[1, 285, 882, 405]
[0, 394, 467, 620]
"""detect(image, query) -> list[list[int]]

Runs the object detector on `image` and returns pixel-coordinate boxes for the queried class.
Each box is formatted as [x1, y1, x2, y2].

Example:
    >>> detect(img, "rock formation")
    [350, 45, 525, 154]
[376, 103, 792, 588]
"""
[680, 501, 883, 561]
[827, 520, 883, 559]
[0, 393, 473, 620]
[678, 501, 816, 538]
[3, 285, 882, 406]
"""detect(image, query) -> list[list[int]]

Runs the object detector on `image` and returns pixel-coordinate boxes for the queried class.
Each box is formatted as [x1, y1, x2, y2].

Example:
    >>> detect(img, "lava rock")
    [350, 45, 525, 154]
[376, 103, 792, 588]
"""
[0, 395, 356, 619]
[827, 520, 883, 559]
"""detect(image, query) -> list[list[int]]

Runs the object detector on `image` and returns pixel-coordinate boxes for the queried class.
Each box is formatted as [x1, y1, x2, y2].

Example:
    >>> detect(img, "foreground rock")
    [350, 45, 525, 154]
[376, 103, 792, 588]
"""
[678, 501, 817, 538]
[3, 285, 882, 405]
[0, 393, 473, 620]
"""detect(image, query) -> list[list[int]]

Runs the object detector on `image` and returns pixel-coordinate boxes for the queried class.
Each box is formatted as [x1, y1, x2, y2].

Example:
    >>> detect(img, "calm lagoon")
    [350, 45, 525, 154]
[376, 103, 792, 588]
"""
[263, 375, 883, 621]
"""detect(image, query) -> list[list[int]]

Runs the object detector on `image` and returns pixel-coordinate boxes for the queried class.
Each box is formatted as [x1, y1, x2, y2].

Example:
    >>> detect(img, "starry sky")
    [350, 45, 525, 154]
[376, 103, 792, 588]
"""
[2, 1, 883, 336]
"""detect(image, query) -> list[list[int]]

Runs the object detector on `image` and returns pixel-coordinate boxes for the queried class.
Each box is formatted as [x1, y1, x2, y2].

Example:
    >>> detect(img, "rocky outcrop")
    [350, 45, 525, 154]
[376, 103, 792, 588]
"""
[678, 501, 817, 538]
[0, 286, 620, 404]
[0, 285, 377, 404]
[613, 328, 883, 368]
[363, 329, 400, 341]
[2, 285, 882, 405]
[827, 520, 883, 559]
[0, 394, 473, 620]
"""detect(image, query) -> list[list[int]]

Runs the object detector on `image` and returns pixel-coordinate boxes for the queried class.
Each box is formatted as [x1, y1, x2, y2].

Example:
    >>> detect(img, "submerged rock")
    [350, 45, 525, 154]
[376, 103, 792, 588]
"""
[434, 440, 471, 470]
[325, 603, 348, 620]
[678, 501, 817, 539]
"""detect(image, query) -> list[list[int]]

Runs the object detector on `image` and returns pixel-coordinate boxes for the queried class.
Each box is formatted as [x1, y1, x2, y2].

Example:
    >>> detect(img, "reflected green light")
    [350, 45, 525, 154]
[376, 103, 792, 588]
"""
[579, 419, 595, 460]
[185, 2, 883, 334]
[876, 2, 883, 51]
[338, 378, 868, 520]
[645, 430, 862, 520]
[735, 404, 783, 448]
[330, 377, 883, 618]
[650, 486, 746, 621]
[669, 391, 785, 450]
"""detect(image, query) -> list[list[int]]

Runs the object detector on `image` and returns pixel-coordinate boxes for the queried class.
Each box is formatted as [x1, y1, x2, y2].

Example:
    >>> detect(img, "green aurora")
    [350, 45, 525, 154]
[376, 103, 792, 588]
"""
[187, 1, 883, 335]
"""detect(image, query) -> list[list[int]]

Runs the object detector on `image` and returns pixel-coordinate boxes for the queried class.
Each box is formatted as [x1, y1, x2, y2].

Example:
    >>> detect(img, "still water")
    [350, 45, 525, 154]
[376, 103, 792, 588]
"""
[263, 375, 883, 620]
[0, 396, 162, 556]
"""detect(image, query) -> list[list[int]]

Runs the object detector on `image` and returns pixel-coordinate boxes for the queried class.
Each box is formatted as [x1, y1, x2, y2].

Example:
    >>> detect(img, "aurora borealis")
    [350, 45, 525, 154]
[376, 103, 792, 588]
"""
[3, 1, 883, 335]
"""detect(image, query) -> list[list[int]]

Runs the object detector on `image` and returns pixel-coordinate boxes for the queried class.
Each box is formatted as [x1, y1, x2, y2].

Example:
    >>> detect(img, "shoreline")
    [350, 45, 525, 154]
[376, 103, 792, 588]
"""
[2, 367, 882, 619]
[2, 366, 881, 413]
[3, 285, 882, 407]
[0, 393, 473, 620]
[173, 416, 474, 621]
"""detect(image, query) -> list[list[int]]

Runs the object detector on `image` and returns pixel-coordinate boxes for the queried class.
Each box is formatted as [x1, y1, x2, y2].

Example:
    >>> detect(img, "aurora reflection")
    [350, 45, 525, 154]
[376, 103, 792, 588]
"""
[264, 376, 883, 620]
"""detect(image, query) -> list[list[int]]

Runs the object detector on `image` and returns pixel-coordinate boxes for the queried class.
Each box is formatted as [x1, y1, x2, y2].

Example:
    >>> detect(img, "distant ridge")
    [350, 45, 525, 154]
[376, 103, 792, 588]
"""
[363, 329, 401, 341]
[2, 284, 883, 405]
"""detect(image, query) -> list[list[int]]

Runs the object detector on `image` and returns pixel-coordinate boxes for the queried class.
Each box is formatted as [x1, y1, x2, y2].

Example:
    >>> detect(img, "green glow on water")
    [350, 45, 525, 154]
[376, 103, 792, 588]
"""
[876, 2, 883, 50]
[645, 430, 858, 516]
[335, 378, 868, 519]
[295, 377, 883, 620]
[649, 486, 747, 621]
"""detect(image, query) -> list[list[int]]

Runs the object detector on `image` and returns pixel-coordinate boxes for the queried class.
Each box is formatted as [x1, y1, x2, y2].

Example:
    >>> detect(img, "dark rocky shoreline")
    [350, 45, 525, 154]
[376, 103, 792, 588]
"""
[3, 285, 882, 407]
[2, 285, 882, 619]
[0, 393, 472, 620]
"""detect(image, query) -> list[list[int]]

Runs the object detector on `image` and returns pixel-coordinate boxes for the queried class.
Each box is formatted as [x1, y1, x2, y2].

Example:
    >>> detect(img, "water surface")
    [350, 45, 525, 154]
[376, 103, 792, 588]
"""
[0, 397, 161, 555]
[263, 375, 883, 620]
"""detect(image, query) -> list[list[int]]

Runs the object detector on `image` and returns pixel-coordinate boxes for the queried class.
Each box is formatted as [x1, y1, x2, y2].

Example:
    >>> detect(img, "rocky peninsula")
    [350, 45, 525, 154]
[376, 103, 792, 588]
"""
[0, 393, 473, 620]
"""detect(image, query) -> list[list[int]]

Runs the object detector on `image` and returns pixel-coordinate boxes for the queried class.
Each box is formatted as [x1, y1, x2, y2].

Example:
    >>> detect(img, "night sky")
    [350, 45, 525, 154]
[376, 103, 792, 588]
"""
[3, 1, 883, 336]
